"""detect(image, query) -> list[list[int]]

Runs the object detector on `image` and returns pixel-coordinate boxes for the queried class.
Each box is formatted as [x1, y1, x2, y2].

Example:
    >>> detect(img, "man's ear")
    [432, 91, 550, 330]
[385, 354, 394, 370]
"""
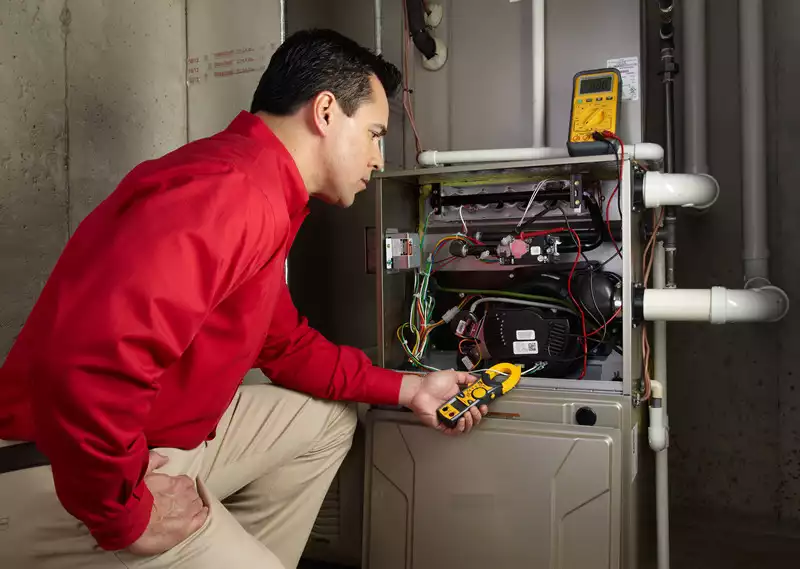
[311, 91, 337, 136]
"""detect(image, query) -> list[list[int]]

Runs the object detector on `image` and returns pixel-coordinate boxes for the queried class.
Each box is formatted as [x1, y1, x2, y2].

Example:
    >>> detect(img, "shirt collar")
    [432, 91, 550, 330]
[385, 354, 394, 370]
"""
[224, 111, 310, 216]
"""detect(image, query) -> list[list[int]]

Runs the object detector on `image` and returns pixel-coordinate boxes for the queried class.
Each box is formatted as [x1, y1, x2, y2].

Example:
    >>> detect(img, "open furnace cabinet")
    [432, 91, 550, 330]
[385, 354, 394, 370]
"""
[359, 154, 654, 569]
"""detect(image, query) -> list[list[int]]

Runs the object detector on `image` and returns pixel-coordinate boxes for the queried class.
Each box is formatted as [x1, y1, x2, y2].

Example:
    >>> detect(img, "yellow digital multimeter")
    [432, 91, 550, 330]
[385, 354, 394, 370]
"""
[567, 68, 622, 157]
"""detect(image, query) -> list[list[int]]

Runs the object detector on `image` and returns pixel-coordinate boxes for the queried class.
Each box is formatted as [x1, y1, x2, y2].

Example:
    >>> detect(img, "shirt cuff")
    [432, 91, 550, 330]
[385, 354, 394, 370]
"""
[90, 481, 154, 551]
[362, 366, 404, 406]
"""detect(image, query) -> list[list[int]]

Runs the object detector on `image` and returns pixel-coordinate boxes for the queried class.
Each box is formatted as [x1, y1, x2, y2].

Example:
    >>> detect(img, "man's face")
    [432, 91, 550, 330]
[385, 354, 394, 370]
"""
[319, 75, 389, 207]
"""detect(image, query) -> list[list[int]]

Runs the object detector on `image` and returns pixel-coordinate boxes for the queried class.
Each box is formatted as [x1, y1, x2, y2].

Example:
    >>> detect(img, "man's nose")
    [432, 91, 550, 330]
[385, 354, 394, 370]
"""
[371, 149, 384, 172]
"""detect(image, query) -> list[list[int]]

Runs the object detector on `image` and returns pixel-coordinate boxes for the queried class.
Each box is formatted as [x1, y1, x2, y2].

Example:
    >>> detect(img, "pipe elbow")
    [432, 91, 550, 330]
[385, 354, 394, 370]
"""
[711, 285, 789, 324]
[421, 37, 448, 72]
[417, 150, 439, 167]
[648, 381, 667, 452]
[643, 286, 789, 323]
[643, 171, 719, 209]
[630, 143, 665, 163]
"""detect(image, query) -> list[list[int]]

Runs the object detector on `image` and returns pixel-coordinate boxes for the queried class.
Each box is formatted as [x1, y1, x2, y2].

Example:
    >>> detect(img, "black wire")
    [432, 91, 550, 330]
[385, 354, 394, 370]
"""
[595, 248, 622, 271]
[557, 205, 593, 265]
[605, 139, 622, 219]
[566, 333, 619, 346]
[515, 201, 557, 234]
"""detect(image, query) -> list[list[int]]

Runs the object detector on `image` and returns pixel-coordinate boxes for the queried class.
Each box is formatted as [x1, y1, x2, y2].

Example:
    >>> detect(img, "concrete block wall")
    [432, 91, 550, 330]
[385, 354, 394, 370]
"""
[66, 0, 187, 227]
[0, 1, 69, 358]
[654, 0, 800, 524]
[1, 0, 282, 362]
[0, 0, 187, 358]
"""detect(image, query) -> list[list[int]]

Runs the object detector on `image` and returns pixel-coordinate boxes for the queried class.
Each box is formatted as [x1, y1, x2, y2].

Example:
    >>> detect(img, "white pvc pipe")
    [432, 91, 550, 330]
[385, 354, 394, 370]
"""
[683, 0, 707, 175]
[653, 243, 667, 418]
[651, 243, 670, 569]
[532, 0, 546, 147]
[649, 382, 666, 452]
[417, 147, 569, 166]
[416, 143, 664, 167]
[655, 448, 670, 568]
[630, 143, 666, 162]
[643, 286, 789, 323]
[740, 0, 769, 282]
[643, 171, 719, 209]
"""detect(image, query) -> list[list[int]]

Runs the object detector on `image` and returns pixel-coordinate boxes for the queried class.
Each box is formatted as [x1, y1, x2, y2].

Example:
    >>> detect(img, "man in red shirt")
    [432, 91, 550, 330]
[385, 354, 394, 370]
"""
[0, 29, 485, 568]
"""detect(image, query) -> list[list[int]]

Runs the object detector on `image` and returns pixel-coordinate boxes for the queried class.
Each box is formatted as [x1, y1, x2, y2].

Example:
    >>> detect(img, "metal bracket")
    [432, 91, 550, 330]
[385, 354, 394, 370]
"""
[430, 183, 442, 215]
[570, 174, 583, 212]
[384, 229, 421, 272]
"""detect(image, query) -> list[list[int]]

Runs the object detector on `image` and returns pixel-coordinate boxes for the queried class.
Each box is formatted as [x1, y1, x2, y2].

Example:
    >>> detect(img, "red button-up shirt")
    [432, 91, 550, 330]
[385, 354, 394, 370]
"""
[0, 111, 403, 550]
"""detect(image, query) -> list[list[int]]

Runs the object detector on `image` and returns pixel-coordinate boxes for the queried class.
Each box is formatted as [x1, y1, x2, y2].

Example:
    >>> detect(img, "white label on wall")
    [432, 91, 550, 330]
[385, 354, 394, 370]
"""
[607, 56, 640, 101]
[513, 341, 539, 355]
[516, 330, 536, 341]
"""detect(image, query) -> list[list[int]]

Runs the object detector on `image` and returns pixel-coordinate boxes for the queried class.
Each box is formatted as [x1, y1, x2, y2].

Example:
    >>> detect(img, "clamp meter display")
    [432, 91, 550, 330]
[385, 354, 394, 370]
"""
[567, 68, 622, 157]
[436, 363, 522, 429]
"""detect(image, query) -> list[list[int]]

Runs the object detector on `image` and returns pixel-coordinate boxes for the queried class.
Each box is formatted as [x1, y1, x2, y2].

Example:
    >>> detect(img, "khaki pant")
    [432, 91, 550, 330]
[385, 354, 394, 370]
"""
[0, 384, 357, 569]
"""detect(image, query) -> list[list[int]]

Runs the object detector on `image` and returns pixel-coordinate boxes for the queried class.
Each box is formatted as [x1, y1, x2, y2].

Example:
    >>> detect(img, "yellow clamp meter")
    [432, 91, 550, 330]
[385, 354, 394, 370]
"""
[567, 68, 622, 157]
[436, 363, 523, 429]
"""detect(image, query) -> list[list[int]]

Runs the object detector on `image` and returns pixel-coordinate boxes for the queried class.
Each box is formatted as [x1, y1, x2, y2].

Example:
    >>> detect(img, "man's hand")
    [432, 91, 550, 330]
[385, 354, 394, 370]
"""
[400, 370, 487, 435]
[126, 452, 209, 556]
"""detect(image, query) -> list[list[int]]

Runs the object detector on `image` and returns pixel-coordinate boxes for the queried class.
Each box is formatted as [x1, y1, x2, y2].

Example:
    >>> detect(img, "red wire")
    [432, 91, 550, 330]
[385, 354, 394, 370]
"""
[519, 227, 588, 379]
[463, 235, 485, 246]
[586, 306, 623, 338]
[518, 229, 560, 240]
[565, 228, 588, 380]
[434, 257, 458, 271]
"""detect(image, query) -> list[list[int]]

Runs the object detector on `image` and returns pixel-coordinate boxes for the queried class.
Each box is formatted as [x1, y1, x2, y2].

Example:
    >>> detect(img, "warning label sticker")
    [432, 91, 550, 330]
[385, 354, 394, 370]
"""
[513, 341, 539, 355]
[607, 56, 640, 101]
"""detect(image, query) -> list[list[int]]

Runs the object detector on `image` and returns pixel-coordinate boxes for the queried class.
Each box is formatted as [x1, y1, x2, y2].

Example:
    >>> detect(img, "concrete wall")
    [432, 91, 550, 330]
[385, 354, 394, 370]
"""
[0, 0, 187, 359]
[187, 0, 282, 141]
[0, 0, 284, 361]
[0, 1, 68, 359]
[769, 0, 800, 523]
[66, 0, 187, 228]
[666, 0, 800, 524]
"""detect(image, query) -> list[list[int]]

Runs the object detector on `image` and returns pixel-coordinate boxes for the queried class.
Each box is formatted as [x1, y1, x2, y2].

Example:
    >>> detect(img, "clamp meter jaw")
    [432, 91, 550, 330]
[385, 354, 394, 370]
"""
[436, 363, 522, 429]
[567, 68, 622, 157]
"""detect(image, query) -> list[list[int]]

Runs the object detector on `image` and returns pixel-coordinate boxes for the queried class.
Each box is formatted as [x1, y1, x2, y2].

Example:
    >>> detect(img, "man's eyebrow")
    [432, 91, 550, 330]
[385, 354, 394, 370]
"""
[371, 124, 388, 136]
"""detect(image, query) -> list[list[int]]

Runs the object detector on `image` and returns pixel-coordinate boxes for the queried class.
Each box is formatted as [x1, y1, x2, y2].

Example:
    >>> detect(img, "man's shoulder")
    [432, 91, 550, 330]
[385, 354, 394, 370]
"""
[140, 130, 286, 195]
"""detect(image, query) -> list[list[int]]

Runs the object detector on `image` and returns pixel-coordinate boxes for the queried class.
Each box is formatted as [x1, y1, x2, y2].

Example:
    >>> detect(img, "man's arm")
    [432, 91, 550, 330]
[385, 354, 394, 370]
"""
[29, 170, 272, 550]
[255, 282, 405, 405]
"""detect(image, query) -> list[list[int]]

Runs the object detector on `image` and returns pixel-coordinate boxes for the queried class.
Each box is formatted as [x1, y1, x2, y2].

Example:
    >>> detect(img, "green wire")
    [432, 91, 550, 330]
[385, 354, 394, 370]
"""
[436, 287, 575, 310]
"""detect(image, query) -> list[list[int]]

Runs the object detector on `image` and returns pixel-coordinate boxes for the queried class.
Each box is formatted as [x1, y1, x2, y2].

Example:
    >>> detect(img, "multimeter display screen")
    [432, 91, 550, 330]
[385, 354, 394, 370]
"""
[579, 76, 613, 94]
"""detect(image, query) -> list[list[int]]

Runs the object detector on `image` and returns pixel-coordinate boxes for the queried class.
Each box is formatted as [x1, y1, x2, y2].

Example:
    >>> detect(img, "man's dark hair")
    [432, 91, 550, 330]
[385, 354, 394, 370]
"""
[250, 29, 402, 117]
